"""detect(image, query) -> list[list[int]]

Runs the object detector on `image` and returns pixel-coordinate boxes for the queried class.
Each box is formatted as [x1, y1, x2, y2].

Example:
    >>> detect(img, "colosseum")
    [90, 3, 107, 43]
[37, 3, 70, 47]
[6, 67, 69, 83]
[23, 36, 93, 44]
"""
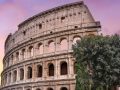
[1, 1, 101, 90]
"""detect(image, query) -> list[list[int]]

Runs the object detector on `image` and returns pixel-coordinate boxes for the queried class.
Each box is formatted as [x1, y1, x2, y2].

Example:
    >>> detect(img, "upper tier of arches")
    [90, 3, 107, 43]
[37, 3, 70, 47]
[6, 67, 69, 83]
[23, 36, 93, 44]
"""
[3, 36, 81, 69]
[4, 1, 99, 54]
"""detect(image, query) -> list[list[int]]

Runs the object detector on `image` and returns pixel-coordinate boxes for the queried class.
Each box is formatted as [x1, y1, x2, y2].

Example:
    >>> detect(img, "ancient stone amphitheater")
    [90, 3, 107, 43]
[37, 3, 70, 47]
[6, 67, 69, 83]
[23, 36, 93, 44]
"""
[1, 1, 101, 90]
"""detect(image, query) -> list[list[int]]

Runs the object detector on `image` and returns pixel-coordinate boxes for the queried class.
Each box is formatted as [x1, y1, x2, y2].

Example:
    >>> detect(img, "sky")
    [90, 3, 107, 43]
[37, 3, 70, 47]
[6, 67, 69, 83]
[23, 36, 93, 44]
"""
[0, 0, 120, 83]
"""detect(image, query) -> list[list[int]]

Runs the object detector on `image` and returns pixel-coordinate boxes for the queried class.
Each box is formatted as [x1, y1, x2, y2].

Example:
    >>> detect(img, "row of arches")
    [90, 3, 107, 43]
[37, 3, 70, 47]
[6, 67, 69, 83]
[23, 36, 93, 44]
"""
[26, 61, 71, 79]
[27, 87, 68, 90]
[4, 36, 80, 69]
[2, 61, 77, 85]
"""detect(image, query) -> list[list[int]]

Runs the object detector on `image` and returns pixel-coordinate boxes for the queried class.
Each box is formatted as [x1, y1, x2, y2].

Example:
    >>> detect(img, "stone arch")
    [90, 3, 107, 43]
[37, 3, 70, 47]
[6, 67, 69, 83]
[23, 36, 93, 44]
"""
[60, 61, 68, 75]
[20, 68, 24, 80]
[48, 40, 55, 53]
[36, 88, 41, 90]
[38, 43, 43, 54]
[28, 46, 34, 57]
[47, 88, 53, 90]
[73, 35, 81, 44]
[27, 66, 32, 79]
[37, 65, 42, 77]
[60, 87, 68, 90]
[16, 52, 19, 61]
[13, 70, 17, 82]
[60, 38, 68, 50]
[8, 72, 11, 83]
[22, 49, 26, 59]
[48, 63, 54, 76]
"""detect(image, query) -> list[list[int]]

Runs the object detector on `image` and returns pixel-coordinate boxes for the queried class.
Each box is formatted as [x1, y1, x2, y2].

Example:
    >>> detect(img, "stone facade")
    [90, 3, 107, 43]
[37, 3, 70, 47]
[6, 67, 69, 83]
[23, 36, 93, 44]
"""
[1, 1, 101, 90]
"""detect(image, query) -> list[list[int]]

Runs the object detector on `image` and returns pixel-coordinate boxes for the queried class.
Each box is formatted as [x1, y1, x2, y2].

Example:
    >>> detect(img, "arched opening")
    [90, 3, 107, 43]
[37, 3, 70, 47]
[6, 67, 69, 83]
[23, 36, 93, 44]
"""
[60, 38, 68, 50]
[48, 63, 54, 76]
[60, 62, 68, 75]
[73, 36, 81, 44]
[22, 49, 25, 59]
[20, 68, 24, 80]
[36, 88, 41, 90]
[48, 41, 55, 53]
[61, 87, 68, 90]
[47, 88, 53, 90]
[39, 23, 42, 29]
[29, 46, 34, 57]
[5, 74, 7, 85]
[27, 66, 32, 79]
[13, 70, 17, 82]
[74, 62, 77, 74]
[38, 43, 43, 54]
[16, 52, 19, 61]
[8, 72, 11, 83]
[37, 65, 42, 77]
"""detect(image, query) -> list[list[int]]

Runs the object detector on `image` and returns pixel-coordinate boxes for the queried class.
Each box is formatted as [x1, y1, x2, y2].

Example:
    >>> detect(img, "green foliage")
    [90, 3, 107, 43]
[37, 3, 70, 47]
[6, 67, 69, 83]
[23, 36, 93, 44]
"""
[73, 35, 120, 90]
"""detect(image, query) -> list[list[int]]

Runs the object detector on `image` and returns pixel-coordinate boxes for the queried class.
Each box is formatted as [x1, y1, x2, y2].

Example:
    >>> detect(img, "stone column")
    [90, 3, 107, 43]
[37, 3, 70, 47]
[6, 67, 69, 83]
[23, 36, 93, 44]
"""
[68, 57, 72, 78]
[56, 38, 60, 52]
[43, 61, 47, 80]
[19, 50, 21, 61]
[34, 44, 38, 56]
[24, 65, 26, 81]
[44, 41, 48, 54]
[32, 63, 35, 80]
[68, 35, 73, 50]
[57, 61, 60, 77]
[17, 68, 20, 82]
[55, 60, 58, 79]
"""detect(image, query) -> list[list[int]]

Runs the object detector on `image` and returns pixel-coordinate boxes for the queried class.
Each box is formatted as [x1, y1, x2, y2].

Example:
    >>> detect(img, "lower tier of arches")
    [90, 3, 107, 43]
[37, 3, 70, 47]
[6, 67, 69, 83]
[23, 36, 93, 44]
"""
[1, 79, 75, 90]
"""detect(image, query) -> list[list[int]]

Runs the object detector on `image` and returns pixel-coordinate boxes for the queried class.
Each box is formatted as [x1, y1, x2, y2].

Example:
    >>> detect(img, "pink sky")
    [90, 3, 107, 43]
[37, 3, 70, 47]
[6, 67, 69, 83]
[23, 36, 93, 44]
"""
[0, 0, 120, 80]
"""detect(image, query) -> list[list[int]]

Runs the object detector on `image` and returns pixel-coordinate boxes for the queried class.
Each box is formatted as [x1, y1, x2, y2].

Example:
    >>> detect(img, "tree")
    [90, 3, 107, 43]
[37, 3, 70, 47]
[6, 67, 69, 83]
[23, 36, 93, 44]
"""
[73, 35, 120, 90]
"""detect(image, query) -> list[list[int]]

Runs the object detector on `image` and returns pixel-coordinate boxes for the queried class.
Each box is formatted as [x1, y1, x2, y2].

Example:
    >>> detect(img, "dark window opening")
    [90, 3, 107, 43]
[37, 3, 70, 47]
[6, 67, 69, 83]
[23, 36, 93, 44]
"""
[20, 68, 24, 80]
[23, 31, 26, 36]
[27, 67, 32, 79]
[61, 87, 68, 90]
[37, 65, 42, 77]
[39, 24, 42, 29]
[61, 16, 65, 21]
[60, 62, 68, 75]
[50, 31, 53, 34]
[36, 89, 41, 90]
[22, 49, 25, 59]
[16, 52, 19, 60]
[47, 88, 53, 90]
[84, 11, 87, 14]
[78, 12, 81, 14]
[13, 70, 17, 82]
[74, 26, 78, 28]
[13, 39, 15, 43]
[48, 64, 54, 76]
